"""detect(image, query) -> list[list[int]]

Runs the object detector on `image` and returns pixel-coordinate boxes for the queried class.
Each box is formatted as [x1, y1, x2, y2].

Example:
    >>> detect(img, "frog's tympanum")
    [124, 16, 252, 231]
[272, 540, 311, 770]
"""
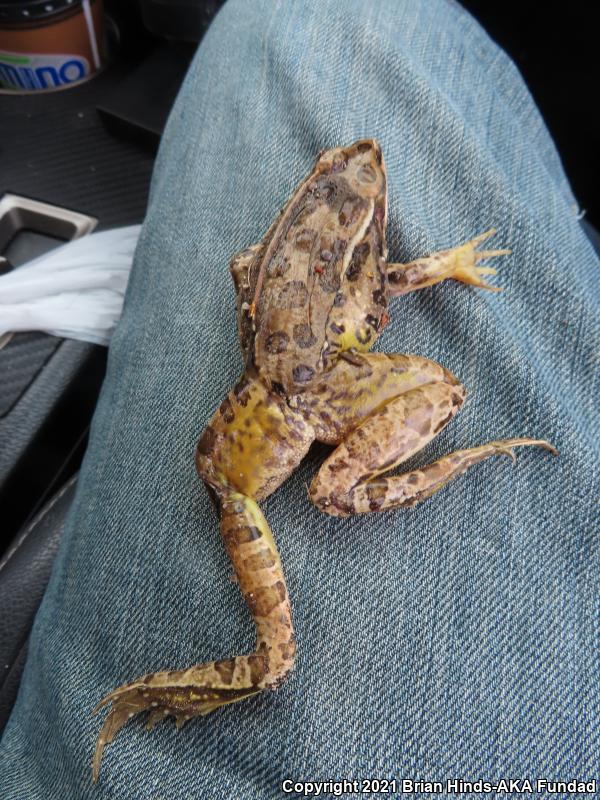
[93, 140, 556, 779]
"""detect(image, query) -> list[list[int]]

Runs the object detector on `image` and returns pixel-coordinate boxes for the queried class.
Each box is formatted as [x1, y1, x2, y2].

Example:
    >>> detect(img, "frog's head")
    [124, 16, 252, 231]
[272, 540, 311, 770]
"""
[315, 139, 385, 199]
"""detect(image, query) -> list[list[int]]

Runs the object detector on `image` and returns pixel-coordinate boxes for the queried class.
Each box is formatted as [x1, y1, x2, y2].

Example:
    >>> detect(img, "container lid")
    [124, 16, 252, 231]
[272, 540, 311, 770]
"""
[0, 0, 83, 26]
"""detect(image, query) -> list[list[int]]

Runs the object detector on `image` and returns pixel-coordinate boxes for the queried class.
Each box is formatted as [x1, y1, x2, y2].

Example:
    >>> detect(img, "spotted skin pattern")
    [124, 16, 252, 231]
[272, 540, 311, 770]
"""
[92, 141, 557, 780]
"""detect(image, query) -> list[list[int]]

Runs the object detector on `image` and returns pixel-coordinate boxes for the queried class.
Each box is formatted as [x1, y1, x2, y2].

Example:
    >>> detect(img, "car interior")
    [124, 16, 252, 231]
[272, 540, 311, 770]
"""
[0, 0, 597, 737]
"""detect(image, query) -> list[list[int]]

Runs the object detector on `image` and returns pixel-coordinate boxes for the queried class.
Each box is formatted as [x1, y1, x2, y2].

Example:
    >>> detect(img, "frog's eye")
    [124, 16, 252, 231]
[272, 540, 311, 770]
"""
[357, 164, 377, 184]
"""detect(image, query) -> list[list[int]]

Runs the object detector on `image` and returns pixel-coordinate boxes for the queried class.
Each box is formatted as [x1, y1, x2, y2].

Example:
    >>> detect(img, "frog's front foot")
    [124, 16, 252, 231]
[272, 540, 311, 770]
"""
[92, 656, 268, 781]
[387, 228, 511, 295]
[448, 228, 511, 291]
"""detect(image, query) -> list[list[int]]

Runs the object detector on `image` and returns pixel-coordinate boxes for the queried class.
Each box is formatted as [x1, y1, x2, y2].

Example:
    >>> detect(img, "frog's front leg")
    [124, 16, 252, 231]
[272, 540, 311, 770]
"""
[307, 354, 556, 517]
[386, 229, 510, 295]
[93, 376, 314, 780]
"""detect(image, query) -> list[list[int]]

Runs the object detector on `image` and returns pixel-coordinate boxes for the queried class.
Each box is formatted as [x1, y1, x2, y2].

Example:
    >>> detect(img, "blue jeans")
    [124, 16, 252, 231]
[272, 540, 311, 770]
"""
[1, 1, 598, 797]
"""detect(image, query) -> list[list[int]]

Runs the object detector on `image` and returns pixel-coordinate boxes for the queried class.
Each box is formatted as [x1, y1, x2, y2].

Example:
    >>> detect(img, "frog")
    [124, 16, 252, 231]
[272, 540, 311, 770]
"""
[92, 139, 556, 780]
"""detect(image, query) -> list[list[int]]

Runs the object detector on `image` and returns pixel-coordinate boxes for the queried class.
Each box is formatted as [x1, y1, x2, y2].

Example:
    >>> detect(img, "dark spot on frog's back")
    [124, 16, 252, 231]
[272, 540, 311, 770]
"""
[372, 288, 387, 306]
[294, 229, 314, 253]
[333, 292, 345, 307]
[267, 254, 291, 278]
[276, 280, 308, 309]
[346, 241, 370, 281]
[292, 364, 315, 384]
[265, 331, 289, 354]
[319, 265, 341, 293]
[293, 323, 317, 348]
[312, 176, 337, 204]
[338, 199, 359, 228]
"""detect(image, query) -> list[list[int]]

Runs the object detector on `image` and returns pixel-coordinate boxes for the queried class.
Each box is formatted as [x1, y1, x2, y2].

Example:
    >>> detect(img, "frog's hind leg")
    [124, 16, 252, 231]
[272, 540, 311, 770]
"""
[386, 229, 510, 295]
[308, 355, 556, 517]
[92, 491, 295, 781]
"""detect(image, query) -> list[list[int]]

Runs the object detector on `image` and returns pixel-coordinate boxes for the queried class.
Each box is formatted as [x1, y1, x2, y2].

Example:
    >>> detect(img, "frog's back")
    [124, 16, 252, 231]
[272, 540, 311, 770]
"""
[244, 140, 389, 394]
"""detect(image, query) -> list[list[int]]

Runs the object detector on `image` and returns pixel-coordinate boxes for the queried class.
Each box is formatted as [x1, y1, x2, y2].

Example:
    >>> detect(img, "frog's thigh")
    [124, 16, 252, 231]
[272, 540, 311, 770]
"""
[311, 352, 461, 446]
[309, 379, 465, 515]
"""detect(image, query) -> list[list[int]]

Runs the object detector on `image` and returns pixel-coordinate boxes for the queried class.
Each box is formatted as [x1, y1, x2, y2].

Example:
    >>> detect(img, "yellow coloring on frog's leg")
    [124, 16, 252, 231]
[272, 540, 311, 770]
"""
[93, 374, 312, 781]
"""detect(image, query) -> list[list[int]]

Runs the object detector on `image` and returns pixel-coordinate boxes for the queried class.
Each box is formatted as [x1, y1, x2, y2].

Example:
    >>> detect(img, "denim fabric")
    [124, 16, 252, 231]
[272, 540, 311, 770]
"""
[1, 0, 598, 797]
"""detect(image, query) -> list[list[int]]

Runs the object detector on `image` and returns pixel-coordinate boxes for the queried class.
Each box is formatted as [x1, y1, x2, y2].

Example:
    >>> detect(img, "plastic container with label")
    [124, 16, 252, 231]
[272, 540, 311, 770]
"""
[0, 0, 106, 93]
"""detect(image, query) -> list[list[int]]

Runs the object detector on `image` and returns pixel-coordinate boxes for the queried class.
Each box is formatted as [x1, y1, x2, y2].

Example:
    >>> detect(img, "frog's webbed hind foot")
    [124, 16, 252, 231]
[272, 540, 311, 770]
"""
[92, 657, 266, 781]
[387, 228, 510, 295]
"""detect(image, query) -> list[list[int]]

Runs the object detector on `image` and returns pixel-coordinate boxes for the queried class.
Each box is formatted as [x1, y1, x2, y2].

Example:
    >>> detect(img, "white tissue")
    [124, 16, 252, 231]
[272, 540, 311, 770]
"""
[0, 225, 141, 346]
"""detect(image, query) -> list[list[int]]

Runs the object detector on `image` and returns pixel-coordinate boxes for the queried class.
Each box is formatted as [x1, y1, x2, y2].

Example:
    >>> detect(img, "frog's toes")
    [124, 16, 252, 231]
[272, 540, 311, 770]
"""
[489, 437, 559, 460]
[92, 678, 198, 781]
[92, 668, 261, 781]
[452, 228, 511, 291]
[493, 443, 518, 463]
[92, 681, 155, 782]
